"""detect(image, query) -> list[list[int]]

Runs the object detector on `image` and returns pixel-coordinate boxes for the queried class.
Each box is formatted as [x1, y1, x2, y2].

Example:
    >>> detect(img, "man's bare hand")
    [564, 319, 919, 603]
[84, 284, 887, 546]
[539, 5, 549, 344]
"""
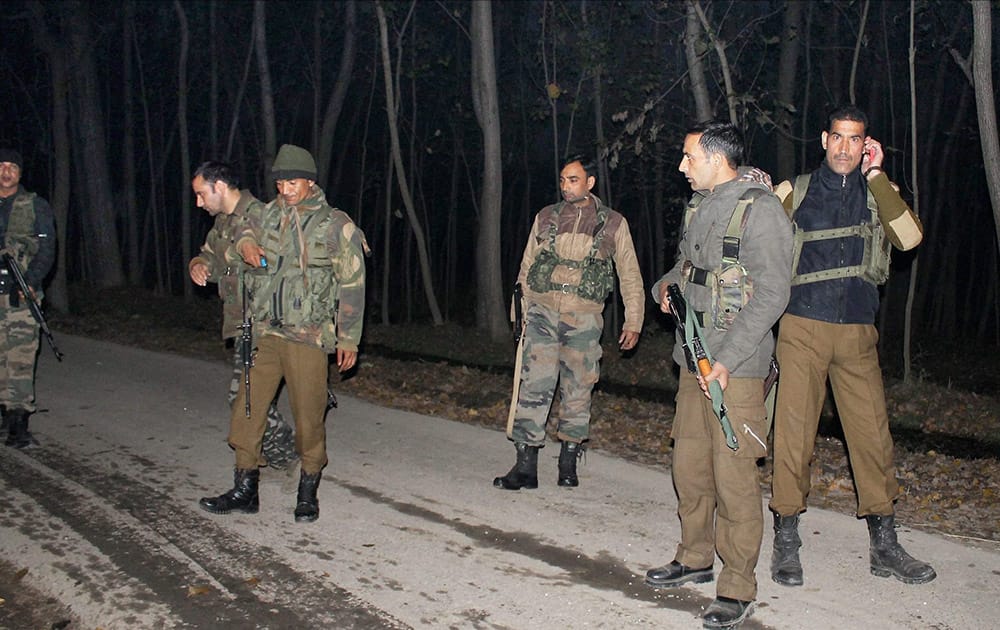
[239, 242, 267, 268]
[697, 361, 730, 398]
[619, 330, 639, 351]
[189, 262, 209, 286]
[336, 348, 358, 373]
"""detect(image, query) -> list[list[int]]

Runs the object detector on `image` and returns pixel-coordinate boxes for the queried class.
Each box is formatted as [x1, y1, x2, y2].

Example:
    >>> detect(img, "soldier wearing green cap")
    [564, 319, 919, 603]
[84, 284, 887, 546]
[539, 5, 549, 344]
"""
[0, 149, 56, 449]
[199, 144, 368, 523]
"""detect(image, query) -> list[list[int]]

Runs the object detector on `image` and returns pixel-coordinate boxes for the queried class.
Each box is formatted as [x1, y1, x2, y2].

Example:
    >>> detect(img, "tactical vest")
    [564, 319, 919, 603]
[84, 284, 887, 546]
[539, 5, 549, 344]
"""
[789, 173, 891, 286]
[0, 192, 40, 298]
[249, 206, 339, 347]
[526, 202, 615, 303]
[681, 189, 763, 331]
[3, 192, 39, 267]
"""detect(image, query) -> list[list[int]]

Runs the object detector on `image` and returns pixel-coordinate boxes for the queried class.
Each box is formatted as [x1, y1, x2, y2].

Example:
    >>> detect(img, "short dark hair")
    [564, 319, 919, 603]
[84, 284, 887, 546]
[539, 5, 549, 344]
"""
[562, 153, 597, 179]
[193, 161, 240, 189]
[827, 105, 868, 133]
[688, 122, 744, 169]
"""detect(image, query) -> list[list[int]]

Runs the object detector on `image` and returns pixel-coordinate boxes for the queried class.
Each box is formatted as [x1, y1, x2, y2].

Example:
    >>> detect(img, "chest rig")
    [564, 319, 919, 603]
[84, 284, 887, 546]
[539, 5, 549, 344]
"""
[526, 202, 614, 303]
[789, 173, 891, 286]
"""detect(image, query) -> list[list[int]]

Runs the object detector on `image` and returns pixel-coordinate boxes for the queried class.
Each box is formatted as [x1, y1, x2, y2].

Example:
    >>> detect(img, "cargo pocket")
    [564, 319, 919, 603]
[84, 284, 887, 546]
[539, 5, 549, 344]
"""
[724, 398, 769, 460]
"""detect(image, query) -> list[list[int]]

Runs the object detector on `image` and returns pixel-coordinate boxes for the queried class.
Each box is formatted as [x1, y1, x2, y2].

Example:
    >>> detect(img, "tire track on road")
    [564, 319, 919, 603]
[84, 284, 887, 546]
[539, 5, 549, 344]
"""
[0, 446, 408, 629]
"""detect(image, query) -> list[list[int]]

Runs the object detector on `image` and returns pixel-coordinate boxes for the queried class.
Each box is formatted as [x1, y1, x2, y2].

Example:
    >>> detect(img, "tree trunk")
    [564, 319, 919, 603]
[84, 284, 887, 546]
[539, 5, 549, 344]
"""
[775, 1, 802, 182]
[174, 0, 193, 300]
[209, 0, 219, 156]
[971, 0, 1000, 258]
[123, 1, 141, 286]
[317, 0, 358, 187]
[66, 1, 124, 288]
[903, 0, 919, 384]
[684, 0, 712, 122]
[471, 0, 507, 341]
[375, 1, 443, 324]
[253, 0, 277, 173]
[26, 2, 71, 311]
[693, 1, 737, 125]
[849, 0, 871, 105]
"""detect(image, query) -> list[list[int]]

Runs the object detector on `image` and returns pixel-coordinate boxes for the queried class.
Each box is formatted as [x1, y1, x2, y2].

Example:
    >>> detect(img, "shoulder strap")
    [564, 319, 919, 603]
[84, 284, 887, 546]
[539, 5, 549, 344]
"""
[789, 173, 811, 219]
[721, 188, 765, 265]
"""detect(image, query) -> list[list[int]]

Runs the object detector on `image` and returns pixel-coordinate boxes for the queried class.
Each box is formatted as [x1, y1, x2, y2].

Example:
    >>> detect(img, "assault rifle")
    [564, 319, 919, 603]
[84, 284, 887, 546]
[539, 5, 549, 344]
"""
[512, 282, 524, 342]
[238, 273, 254, 417]
[665, 283, 737, 450]
[2, 252, 63, 361]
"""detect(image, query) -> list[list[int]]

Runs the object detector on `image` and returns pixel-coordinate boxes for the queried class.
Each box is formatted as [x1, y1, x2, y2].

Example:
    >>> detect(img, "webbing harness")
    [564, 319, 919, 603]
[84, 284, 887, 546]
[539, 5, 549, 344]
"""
[789, 173, 890, 286]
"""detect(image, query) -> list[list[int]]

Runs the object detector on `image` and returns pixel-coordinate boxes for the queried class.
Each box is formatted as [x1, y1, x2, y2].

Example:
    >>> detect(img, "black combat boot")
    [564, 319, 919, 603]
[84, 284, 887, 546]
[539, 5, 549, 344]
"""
[771, 513, 804, 586]
[294, 471, 322, 522]
[4, 409, 35, 449]
[199, 469, 260, 514]
[702, 596, 753, 628]
[866, 514, 937, 584]
[557, 441, 583, 487]
[493, 442, 539, 490]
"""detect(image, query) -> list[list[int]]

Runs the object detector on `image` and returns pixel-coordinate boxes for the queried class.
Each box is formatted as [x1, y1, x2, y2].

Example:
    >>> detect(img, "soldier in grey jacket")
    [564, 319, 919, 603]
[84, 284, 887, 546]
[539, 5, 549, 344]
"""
[645, 123, 792, 629]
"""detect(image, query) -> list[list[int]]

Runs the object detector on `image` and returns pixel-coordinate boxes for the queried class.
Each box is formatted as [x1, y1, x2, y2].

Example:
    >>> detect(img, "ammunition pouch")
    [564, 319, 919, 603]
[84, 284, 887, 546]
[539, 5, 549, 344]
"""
[686, 261, 753, 331]
[524, 201, 614, 303]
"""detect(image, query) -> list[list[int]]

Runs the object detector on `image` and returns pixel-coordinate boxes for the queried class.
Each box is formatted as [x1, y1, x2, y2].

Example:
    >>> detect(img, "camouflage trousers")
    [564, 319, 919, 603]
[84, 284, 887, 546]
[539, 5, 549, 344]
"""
[229, 347, 298, 469]
[510, 303, 603, 445]
[0, 304, 40, 413]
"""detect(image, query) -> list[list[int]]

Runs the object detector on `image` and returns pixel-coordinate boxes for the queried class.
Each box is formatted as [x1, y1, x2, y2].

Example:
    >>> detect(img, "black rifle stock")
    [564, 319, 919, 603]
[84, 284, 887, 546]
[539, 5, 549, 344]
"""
[2, 252, 63, 361]
[512, 282, 524, 342]
[238, 273, 253, 417]
[665, 283, 697, 374]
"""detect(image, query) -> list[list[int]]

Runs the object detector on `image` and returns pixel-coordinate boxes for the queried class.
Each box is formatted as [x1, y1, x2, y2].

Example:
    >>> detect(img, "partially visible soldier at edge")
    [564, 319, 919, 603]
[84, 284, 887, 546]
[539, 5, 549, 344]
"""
[768, 105, 935, 587]
[494, 153, 644, 490]
[187, 161, 298, 471]
[0, 148, 56, 449]
[199, 144, 368, 523]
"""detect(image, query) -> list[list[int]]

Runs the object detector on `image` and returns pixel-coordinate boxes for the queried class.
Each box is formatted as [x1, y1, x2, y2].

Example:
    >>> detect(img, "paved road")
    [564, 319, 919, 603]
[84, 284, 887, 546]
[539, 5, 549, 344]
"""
[1, 335, 997, 629]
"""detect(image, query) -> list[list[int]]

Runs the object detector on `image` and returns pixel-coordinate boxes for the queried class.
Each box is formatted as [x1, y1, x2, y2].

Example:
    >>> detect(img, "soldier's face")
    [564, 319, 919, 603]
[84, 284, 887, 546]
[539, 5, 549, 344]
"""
[276, 178, 313, 207]
[192, 175, 225, 215]
[559, 161, 594, 204]
[822, 119, 866, 175]
[0, 162, 21, 196]
[679, 133, 715, 191]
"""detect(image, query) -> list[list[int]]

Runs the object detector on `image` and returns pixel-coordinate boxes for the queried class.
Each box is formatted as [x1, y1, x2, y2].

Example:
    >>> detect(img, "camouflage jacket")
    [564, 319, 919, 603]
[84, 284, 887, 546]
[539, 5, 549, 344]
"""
[0, 185, 56, 295]
[188, 190, 260, 339]
[517, 195, 644, 333]
[236, 185, 367, 353]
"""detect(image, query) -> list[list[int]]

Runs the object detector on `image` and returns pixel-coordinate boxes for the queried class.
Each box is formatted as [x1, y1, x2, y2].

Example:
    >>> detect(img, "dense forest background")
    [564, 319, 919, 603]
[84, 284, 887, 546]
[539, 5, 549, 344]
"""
[2, 0, 998, 365]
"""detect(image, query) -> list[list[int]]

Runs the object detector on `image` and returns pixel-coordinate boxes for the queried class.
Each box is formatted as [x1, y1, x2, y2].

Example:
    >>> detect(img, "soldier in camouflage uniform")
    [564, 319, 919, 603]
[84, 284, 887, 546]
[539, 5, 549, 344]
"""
[200, 145, 367, 523]
[188, 161, 297, 470]
[0, 149, 56, 449]
[494, 154, 644, 490]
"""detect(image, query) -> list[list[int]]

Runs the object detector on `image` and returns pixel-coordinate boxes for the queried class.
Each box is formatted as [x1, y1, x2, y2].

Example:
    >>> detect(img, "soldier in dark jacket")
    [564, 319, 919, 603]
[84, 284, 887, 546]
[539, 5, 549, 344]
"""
[0, 149, 56, 448]
[768, 105, 934, 587]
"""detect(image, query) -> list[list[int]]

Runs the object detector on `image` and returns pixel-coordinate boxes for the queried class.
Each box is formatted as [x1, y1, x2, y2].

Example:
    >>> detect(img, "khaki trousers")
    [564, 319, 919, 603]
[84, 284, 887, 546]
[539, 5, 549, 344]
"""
[228, 335, 329, 474]
[769, 314, 898, 517]
[671, 372, 768, 602]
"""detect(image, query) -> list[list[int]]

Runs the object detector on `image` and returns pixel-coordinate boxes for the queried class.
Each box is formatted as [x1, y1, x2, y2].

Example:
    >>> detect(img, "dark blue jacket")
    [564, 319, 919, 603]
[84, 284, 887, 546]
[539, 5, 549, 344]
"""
[786, 162, 879, 325]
